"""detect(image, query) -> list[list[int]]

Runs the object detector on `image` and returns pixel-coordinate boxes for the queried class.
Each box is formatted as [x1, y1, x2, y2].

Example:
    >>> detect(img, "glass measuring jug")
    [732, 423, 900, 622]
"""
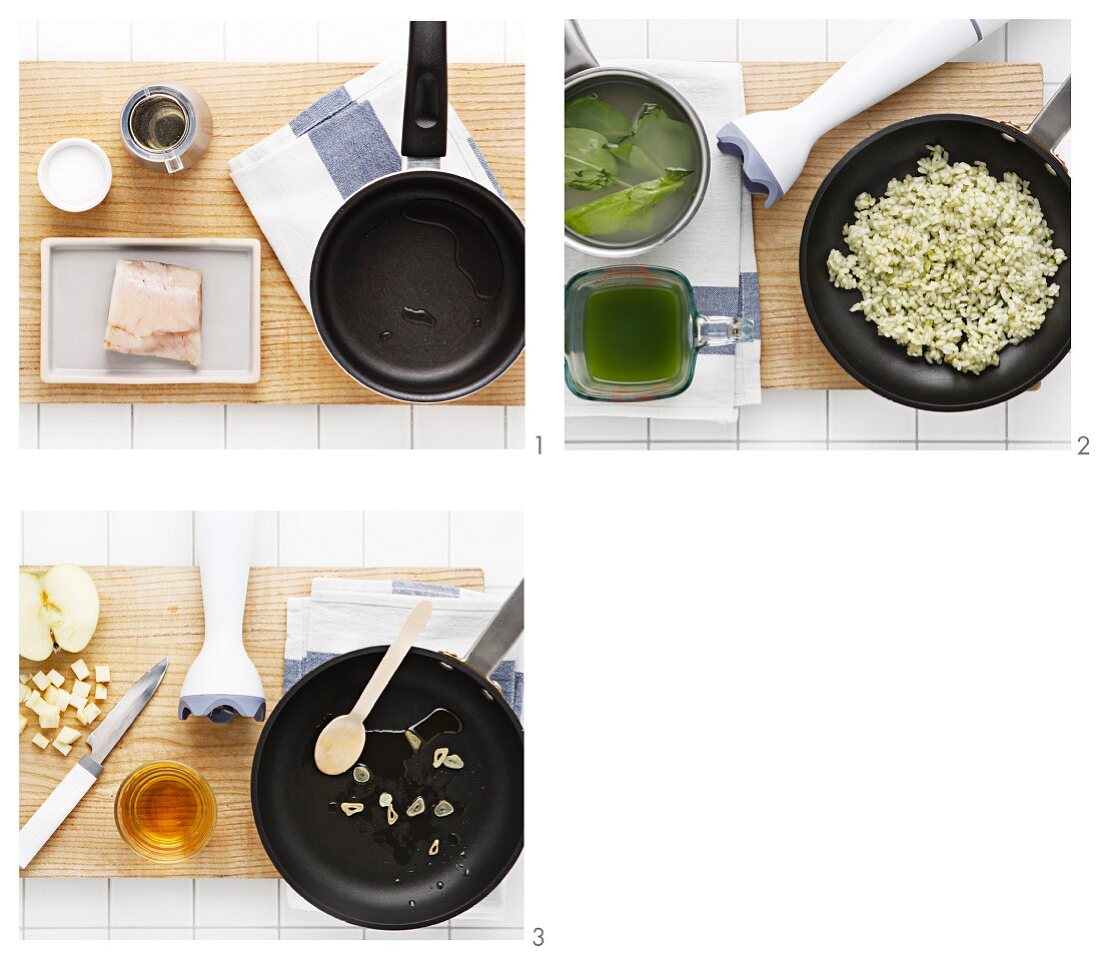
[564, 265, 756, 402]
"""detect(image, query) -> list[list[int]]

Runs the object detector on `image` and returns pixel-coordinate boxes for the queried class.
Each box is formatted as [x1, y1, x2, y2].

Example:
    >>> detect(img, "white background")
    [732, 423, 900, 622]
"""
[565, 19, 1071, 451]
[18, 510, 524, 939]
[18, 20, 526, 451]
[9, 4, 1100, 964]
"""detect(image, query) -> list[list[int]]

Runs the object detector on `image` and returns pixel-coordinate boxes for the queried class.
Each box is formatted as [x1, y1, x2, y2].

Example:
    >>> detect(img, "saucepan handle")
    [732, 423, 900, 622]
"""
[1026, 76, 1070, 153]
[402, 21, 448, 160]
[565, 20, 599, 78]
[464, 581, 524, 680]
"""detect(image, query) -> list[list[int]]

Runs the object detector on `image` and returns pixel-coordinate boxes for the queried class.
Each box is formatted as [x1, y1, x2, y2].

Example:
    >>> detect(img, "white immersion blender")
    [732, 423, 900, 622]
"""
[716, 19, 1007, 207]
[179, 511, 266, 723]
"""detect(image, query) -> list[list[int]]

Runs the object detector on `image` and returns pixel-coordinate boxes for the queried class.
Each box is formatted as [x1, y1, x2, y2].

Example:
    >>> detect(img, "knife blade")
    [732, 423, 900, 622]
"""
[19, 658, 168, 869]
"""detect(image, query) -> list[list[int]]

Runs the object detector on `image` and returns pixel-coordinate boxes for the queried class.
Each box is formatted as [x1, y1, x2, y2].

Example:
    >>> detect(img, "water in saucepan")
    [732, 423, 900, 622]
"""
[565, 79, 701, 247]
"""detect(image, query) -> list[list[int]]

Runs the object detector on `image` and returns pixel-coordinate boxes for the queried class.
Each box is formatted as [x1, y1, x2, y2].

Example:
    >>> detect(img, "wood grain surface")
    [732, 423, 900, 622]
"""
[742, 61, 1044, 389]
[19, 62, 524, 405]
[19, 566, 484, 878]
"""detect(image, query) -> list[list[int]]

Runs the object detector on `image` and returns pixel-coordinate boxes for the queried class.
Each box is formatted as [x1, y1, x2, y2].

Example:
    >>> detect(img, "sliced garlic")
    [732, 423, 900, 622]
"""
[379, 792, 393, 808]
[433, 800, 454, 818]
[443, 754, 464, 770]
[404, 729, 422, 751]
[407, 796, 426, 817]
[352, 765, 370, 784]
[340, 802, 364, 816]
[433, 747, 449, 768]
[429, 839, 440, 856]
[387, 804, 399, 826]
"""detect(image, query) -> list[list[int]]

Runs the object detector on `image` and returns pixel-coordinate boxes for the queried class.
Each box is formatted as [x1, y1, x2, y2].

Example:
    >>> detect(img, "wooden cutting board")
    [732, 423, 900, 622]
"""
[19, 565, 484, 878]
[742, 61, 1045, 389]
[18, 62, 524, 405]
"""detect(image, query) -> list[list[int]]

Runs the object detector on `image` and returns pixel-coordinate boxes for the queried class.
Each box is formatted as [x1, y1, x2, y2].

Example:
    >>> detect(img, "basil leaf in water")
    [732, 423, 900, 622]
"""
[611, 105, 695, 178]
[565, 95, 632, 142]
[564, 128, 628, 191]
[564, 169, 692, 238]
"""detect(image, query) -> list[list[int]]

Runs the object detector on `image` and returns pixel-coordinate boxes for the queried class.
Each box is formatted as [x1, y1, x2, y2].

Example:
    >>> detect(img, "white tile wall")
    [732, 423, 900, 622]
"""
[565, 20, 1071, 451]
[21, 20, 523, 452]
[19, 510, 523, 939]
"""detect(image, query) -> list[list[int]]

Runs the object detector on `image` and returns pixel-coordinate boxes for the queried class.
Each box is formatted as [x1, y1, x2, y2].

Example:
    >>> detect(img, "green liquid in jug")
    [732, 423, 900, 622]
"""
[582, 285, 685, 384]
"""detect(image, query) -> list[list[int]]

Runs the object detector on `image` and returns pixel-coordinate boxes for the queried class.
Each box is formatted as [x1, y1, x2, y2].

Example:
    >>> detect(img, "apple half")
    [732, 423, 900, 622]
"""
[20, 566, 100, 661]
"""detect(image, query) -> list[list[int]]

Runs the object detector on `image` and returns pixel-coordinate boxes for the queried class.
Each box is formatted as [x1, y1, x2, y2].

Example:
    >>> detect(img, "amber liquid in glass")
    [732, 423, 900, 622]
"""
[115, 762, 216, 863]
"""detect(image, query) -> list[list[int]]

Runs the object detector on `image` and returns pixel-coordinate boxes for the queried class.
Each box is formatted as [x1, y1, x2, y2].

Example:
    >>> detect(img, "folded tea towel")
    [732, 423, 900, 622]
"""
[282, 578, 521, 922]
[229, 58, 504, 315]
[284, 578, 523, 718]
[565, 60, 760, 424]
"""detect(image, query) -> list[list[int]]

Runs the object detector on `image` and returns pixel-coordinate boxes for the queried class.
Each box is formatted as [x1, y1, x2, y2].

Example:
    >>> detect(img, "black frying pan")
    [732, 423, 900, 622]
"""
[800, 80, 1070, 411]
[310, 22, 524, 402]
[251, 584, 523, 930]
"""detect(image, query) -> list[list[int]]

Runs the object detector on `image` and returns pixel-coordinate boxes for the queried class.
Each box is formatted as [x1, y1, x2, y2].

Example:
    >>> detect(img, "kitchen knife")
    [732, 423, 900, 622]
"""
[19, 657, 169, 869]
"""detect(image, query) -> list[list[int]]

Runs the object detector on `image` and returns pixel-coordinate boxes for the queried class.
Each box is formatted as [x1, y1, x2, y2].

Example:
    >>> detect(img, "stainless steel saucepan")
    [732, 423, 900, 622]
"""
[564, 20, 710, 258]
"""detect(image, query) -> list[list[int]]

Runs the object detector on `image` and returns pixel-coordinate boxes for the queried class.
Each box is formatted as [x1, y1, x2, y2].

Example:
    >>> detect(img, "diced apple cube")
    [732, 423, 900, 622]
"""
[95, 665, 110, 684]
[20, 715, 28, 734]
[38, 704, 60, 730]
[71, 679, 92, 700]
[94, 684, 108, 701]
[56, 725, 81, 746]
[46, 669, 64, 688]
[71, 659, 90, 681]
[69, 693, 88, 712]
[20, 673, 31, 685]
[32, 732, 49, 750]
[77, 703, 100, 726]
[52, 739, 72, 756]
[19, 682, 30, 702]
[24, 689, 42, 710]
[55, 689, 71, 712]
[32, 671, 50, 691]
[44, 685, 62, 707]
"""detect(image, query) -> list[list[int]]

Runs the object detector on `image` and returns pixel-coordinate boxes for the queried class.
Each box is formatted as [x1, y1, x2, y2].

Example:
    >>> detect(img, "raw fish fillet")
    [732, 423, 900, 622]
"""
[103, 259, 202, 365]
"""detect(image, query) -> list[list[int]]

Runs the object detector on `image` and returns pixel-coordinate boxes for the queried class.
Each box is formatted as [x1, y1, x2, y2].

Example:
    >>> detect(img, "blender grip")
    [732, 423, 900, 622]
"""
[197, 511, 254, 645]
[790, 20, 1007, 147]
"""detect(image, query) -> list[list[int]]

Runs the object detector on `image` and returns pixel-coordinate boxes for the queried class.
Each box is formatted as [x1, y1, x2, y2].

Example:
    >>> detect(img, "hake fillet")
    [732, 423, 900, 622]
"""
[104, 259, 202, 365]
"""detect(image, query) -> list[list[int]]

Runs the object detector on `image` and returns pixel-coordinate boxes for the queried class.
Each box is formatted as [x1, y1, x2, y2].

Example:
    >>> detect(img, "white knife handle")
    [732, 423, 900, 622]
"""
[19, 757, 101, 869]
[792, 19, 1008, 145]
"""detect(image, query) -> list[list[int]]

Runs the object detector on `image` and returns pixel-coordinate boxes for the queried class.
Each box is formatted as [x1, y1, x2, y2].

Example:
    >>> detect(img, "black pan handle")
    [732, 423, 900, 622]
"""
[402, 21, 448, 160]
[464, 581, 523, 680]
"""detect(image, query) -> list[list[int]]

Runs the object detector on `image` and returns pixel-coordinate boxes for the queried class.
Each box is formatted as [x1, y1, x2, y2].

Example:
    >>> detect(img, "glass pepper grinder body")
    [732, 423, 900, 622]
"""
[120, 82, 212, 174]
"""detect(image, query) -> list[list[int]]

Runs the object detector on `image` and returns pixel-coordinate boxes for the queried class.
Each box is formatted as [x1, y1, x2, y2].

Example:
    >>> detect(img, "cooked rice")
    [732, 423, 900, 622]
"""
[827, 145, 1066, 375]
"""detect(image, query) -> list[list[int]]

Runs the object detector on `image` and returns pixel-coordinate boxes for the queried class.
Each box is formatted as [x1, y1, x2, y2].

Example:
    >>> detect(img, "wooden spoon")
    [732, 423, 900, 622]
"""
[313, 599, 433, 776]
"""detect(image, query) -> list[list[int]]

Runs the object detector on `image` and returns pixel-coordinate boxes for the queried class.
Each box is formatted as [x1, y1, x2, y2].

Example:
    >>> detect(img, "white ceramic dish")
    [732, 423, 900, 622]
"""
[38, 138, 113, 213]
[40, 238, 261, 384]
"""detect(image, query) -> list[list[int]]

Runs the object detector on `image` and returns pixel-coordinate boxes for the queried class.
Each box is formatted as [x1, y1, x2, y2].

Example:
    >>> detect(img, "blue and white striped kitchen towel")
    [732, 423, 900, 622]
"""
[565, 60, 761, 423]
[229, 58, 505, 316]
[284, 578, 523, 718]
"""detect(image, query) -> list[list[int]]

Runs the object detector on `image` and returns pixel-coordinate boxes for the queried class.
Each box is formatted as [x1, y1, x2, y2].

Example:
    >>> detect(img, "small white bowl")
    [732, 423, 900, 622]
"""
[38, 138, 113, 213]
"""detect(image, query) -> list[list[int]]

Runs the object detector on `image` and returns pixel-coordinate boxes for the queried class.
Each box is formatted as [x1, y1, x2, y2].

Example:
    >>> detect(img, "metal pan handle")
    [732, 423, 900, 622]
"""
[565, 20, 599, 78]
[401, 21, 448, 161]
[1026, 76, 1070, 153]
[463, 581, 523, 680]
